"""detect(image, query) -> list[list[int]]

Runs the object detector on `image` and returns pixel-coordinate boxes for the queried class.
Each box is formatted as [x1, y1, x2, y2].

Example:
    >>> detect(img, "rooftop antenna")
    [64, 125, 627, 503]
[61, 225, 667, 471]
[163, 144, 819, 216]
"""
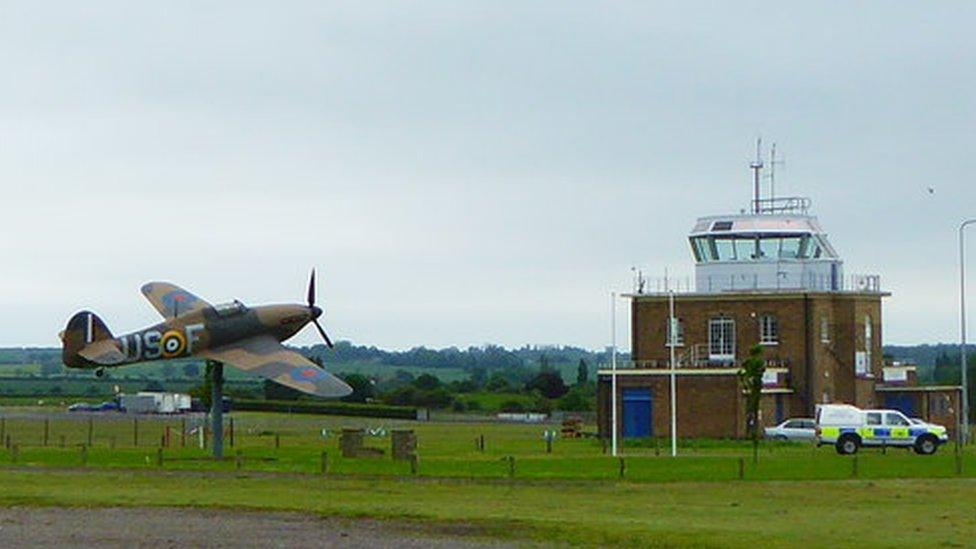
[767, 142, 785, 205]
[749, 137, 764, 213]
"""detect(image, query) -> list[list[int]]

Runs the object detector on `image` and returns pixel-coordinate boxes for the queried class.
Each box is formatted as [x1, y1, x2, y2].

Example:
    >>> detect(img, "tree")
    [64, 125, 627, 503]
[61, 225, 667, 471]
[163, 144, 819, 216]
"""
[738, 344, 766, 463]
[576, 359, 589, 385]
[341, 373, 374, 403]
[558, 386, 593, 412]
[525, 371, 568, 399]
[413, 373, 442, 391]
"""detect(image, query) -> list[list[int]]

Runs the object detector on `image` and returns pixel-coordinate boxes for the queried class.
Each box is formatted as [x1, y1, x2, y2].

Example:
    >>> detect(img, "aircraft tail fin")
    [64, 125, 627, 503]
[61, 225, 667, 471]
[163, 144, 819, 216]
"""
[60, 311, 114, 367]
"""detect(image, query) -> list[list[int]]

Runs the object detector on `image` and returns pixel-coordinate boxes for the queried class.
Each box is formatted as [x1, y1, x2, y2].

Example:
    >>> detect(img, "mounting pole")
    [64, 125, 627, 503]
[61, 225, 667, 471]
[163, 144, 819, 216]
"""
[610, 291, 618, 457]
[209, 360, 224, 458]
[750, 138, 764, 213]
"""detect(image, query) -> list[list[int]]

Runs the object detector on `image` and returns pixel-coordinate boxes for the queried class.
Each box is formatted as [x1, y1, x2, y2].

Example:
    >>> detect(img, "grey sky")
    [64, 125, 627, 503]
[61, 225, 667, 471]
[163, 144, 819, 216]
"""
[1, 2, 974, 349]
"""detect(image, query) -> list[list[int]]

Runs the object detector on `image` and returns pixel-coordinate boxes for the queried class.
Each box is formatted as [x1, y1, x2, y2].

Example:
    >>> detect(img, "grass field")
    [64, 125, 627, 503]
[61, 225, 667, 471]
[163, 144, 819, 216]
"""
[1, 409, 974, 546]
[0, 470, 973, 547]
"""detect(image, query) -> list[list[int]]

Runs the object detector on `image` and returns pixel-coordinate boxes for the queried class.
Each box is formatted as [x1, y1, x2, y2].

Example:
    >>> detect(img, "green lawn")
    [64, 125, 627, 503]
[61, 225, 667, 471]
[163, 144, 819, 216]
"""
[0, 470, 973, 547]
[0, 411, 972, 482]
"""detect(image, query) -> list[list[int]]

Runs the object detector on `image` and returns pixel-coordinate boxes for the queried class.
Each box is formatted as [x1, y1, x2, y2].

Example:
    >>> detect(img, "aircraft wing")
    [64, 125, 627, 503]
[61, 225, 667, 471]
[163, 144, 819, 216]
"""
[141, 282, 211, 319]
[201, 336, 352, 398]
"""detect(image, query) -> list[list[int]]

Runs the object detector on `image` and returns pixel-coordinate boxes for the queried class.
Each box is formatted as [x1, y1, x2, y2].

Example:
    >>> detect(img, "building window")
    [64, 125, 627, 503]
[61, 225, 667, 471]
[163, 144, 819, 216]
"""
[820, 315, 830, 343]
[665, 317, 684, 347]
[861, 315, 873, 376]
[759, 314, 778, 345]
[709, 317, 735, 361]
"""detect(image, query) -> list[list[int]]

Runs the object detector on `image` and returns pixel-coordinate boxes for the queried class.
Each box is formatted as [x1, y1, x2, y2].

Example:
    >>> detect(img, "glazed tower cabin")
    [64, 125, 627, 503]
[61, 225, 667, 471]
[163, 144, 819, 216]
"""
[598, 194, 959, 439]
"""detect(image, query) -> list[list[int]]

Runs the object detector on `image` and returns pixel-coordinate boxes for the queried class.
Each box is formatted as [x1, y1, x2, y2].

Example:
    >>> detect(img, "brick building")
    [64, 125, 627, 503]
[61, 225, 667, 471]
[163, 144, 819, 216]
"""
[597, 194, 959, 439]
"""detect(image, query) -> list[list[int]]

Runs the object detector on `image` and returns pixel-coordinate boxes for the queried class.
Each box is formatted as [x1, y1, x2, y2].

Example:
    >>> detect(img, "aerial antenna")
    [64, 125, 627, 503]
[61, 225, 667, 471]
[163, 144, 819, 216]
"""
[767, 142, 785, 204]
[749, 137, 764, 213]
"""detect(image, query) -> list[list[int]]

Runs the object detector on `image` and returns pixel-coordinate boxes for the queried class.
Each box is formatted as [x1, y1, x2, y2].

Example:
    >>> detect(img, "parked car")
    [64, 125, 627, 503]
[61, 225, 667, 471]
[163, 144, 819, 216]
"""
[815, 404, 949, 455]
[67, 402, 93, 412]
[764, 418, 816, 441]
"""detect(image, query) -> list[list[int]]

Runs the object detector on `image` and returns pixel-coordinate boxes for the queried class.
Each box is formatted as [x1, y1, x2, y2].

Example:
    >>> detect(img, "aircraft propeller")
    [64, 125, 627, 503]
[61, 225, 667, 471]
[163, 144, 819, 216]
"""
[307, 269, 334, 349]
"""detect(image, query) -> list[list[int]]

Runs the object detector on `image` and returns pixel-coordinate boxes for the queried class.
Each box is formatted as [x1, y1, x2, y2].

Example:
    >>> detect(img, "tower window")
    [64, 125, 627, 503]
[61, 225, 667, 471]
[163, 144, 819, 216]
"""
[759, 315, 778, 345]
[709, 317, 735, 361]
[665, 318, 684, 347]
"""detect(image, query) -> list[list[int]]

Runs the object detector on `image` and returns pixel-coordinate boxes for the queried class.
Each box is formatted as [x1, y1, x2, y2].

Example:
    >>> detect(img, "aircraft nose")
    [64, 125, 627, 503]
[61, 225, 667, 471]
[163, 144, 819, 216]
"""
[310, 305, 323, 319]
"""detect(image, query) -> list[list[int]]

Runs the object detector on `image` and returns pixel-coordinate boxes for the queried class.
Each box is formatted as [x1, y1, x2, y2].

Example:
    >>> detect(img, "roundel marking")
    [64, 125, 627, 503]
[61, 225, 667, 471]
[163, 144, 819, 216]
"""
[291, 367, 325, 382]
[161, 330, 187, 358]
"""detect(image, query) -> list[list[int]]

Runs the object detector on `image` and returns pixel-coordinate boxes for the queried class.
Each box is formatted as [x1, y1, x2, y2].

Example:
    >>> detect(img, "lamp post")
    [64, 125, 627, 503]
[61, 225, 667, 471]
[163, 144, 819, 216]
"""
[610, 291, 618, 457]
[668, 289, 677, 457]
[960, 219, 976, 444]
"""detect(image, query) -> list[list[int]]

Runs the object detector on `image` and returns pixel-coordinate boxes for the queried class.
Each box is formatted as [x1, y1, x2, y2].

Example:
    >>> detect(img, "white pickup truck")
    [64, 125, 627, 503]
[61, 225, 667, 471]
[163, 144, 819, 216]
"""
[815, 404, 949, 455]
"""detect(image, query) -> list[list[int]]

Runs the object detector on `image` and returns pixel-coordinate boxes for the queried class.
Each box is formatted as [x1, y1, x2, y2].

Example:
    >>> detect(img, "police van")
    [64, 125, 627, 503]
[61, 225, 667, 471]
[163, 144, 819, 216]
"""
[815, 404, 949, 455]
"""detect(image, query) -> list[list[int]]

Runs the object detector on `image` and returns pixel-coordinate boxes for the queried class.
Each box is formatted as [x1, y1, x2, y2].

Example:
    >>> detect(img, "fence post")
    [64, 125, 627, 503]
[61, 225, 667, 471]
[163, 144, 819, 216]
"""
[601, 438, 608, 455]
[319, 451, 327, 475]
[181, 418, 186, 448]
[11, 444, 19, 464]
[618, 457, 626, 479]
[479, 434, 485, 452]
[133, 418, 138, 447]
[229, 418, 235, 447]
[236, 450, 244, 471]
[410, 453, 418, 475]
[1, 418, 5, 443]
[156, 447, 163, 467]
[851, 455, 859, 478]
[274, 434, 280, 450]
[43, 418, 50, 446]
[507, 456, 515, 478]
[546, 438, 552, 454]
[955, 448, 963, 476]
[5, 434, 9, 450]
[655, 437, 660, 457]
[80, 444, 88, 467]
[87, 417, 93, 446]
[738, 457, 745, 480]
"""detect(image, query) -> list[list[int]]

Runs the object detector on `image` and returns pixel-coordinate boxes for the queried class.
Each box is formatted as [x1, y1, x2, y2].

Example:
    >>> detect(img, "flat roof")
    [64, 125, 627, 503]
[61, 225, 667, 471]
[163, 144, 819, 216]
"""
[625, 290, 890, 300]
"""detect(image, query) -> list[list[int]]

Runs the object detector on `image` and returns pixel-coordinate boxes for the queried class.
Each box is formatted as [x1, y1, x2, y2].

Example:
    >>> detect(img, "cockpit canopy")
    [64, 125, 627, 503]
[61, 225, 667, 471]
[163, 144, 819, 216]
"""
[213, 300, 248, 317]
[690, 232, 838, 263]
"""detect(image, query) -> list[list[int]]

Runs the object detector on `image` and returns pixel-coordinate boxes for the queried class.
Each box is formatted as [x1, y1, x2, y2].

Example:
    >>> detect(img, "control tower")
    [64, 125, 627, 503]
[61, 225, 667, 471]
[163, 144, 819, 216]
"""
[690, 196, 848, 293]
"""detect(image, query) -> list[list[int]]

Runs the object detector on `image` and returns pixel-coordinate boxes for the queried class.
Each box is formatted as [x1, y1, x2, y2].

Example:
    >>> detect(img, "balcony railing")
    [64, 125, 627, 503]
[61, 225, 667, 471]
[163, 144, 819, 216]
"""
[618, 356, 791, 370]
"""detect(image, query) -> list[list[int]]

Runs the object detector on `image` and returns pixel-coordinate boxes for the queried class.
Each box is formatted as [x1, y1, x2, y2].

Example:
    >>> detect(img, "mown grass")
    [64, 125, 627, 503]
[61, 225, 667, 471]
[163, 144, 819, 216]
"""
[0, 469, 973, 547]
[0, 410, 972, 483]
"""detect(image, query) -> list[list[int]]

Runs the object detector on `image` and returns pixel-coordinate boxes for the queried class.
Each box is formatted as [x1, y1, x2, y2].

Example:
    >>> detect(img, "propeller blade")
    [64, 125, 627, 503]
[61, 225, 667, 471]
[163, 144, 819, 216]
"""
[313, 319, 334, 349]
[307, 269, 316, 307]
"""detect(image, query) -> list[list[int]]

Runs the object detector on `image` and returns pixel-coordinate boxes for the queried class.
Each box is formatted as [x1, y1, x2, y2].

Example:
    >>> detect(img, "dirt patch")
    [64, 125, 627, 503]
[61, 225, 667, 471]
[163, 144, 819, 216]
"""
[0, 506, 522, 548]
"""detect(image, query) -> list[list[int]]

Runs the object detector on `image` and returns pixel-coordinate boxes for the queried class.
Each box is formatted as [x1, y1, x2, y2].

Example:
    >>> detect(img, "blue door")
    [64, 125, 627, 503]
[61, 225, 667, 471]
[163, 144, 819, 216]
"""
[622, 388, 652, 438]
[884, 394, 916, 417]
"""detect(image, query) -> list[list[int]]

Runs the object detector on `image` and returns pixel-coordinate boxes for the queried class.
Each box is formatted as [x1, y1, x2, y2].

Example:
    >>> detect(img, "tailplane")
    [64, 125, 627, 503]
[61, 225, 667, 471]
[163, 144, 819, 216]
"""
[60, 311, 114, 367]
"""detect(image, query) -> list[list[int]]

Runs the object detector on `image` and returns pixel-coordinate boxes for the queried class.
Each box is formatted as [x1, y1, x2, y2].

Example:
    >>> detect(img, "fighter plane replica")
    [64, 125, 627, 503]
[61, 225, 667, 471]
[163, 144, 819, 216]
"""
[59, 272, 352, 398]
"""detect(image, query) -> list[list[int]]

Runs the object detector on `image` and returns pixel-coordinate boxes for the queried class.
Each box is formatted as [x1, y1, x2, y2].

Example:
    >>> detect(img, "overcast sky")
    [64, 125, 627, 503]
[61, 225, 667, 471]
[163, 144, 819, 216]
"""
[1, 2, 974, 350]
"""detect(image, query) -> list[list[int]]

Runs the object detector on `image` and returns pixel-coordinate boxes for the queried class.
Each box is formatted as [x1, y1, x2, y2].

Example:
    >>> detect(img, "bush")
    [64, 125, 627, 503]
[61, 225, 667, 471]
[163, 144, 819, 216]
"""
[557, 387, 593, 412]
[234, 398, 416, 419]
[452, 399, 467, 412]
[500, 400, 526, 413]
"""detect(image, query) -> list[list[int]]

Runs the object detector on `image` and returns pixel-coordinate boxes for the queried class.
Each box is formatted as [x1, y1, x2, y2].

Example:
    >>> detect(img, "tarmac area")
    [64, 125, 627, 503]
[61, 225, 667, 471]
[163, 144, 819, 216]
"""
[0, 506, 519, 548]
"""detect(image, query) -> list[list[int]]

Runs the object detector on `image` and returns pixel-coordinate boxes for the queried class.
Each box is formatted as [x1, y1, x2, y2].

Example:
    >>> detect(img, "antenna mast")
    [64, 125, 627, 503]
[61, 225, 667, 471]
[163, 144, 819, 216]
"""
[768, 142, 785, 204]
[749, 137, 763, 213]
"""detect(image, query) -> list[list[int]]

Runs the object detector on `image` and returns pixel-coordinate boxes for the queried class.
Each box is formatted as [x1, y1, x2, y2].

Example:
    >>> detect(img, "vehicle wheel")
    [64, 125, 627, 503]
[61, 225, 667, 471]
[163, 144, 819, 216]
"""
[914, 435, 938, 455]
[836, 434, 860, 455]
[775, 435, 788, 441]
[95, 367, 105, 378]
